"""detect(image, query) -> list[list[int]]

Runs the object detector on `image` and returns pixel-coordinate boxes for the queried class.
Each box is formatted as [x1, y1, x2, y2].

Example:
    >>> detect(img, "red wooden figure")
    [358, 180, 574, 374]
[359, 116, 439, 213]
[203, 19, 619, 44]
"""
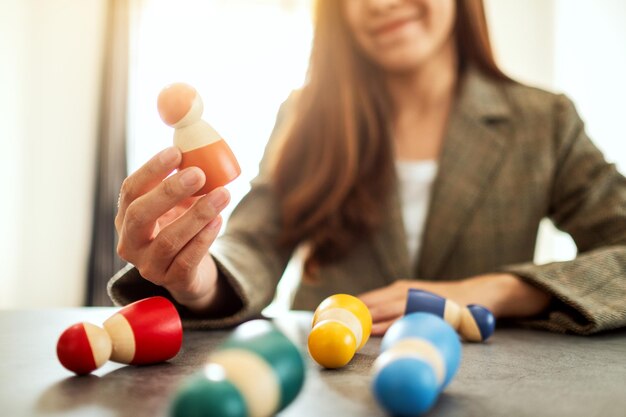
[56, 322, 112, 375]
[103, 296, 183, 365]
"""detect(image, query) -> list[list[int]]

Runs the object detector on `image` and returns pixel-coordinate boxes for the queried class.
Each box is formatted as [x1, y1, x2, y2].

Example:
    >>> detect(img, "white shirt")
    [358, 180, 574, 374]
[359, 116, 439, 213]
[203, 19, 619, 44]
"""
[395, 160, 438, 269]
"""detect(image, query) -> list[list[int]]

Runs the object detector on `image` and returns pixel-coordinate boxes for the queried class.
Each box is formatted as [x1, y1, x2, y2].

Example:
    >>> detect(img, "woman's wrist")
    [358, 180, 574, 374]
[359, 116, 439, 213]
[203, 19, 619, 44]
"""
[168, 280, 217, 313]
[485, 273, 552, 318]
[166, 256, 220, 313]
[168, 256, 243, 316]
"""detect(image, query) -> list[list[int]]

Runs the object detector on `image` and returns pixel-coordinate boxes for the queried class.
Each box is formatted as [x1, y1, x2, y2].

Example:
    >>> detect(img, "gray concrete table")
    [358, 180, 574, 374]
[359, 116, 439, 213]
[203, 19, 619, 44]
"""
[1, 309, 625, 417]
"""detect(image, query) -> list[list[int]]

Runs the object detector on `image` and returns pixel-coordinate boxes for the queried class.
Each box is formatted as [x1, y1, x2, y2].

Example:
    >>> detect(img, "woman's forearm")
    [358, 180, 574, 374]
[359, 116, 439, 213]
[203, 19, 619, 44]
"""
[486, 273, 552, 318]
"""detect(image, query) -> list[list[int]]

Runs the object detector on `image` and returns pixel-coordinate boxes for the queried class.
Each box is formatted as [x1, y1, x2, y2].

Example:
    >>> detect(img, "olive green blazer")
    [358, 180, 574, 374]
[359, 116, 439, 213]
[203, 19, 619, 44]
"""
[108, 68, 626, 335]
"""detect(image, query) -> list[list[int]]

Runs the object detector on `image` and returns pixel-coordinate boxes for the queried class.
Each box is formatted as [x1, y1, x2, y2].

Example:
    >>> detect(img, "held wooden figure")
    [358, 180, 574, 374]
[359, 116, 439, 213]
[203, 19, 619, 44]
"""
[157, 83, 241, 195]
[308, 294, 372, 368]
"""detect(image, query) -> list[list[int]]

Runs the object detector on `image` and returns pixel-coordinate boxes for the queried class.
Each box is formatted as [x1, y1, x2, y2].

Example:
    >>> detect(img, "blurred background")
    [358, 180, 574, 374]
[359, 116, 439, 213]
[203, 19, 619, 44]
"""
[1, 0, 625, 309]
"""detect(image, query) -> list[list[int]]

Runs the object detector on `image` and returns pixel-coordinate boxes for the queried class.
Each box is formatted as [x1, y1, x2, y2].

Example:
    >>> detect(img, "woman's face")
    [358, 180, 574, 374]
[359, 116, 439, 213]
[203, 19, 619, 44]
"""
[343, 0, 456, 73]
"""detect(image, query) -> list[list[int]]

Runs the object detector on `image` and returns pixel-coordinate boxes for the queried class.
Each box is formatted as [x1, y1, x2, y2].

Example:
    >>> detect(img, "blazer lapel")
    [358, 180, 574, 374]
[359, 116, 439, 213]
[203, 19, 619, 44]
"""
[415, 69, 512, 279]
[372, 171, 412, 283]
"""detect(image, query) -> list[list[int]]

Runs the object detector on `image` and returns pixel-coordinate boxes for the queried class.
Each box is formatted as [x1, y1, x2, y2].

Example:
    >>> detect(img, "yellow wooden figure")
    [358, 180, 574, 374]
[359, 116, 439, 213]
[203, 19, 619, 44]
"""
[308, 294, 372, 368]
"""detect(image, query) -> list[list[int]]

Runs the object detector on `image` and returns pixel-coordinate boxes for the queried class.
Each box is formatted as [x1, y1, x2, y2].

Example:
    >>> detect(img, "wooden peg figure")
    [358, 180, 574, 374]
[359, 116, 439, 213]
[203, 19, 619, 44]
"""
[171, 320, 305, 417]
[103, 296, 183, 365]
[56, 296, 183, 375]
[56, 322, 112, 375]
[157, 83, 241, 195]
[405, 289, 495, 342]
[308, 294, 372, 368]
[373, 313, 462, 416]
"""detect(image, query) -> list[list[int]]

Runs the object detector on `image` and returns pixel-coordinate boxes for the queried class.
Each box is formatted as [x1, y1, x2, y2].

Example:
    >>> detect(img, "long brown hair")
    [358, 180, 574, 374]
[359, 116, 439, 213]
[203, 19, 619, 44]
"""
[271, 0, 509, 278]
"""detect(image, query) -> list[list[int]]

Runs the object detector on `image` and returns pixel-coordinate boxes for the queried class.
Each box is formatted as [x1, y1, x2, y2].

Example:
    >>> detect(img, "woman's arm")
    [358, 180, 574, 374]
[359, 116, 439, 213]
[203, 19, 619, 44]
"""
[498, 94, 626, 335]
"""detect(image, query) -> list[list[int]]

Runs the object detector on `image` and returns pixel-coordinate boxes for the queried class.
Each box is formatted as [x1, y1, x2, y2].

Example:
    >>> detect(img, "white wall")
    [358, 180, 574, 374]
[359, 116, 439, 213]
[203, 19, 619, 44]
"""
[485, 0, 556, 90]
[0, 0, 107, 308]
[0, 1, 26, 307]
[553, 0, 626, 169]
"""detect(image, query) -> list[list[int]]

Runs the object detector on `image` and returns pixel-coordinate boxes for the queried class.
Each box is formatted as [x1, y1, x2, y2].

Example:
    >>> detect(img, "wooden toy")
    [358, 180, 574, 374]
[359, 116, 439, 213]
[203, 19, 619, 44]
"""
[458, 304, 496, 342]
[57, 297, 183, 375]
[103, 296, 183, 365]
[308, 294, 372, 368]
[56, 322, 112, 375]
[405, 289, 495, 342]
[157, 83, 241, 196]
[170, 320, 305, 417]
[170, 363, 247, 417]
[373, 313, 462, 416]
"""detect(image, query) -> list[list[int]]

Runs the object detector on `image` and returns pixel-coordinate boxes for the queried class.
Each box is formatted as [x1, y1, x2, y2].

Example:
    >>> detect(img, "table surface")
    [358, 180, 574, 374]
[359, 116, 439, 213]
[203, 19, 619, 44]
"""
[1, 309, 625, 417]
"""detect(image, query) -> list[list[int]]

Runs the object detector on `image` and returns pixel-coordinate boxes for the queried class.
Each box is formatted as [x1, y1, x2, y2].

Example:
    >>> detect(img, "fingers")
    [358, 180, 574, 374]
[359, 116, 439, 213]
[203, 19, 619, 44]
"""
[359, 282, 409, 336]
[359, 280, 407, 308]
[122, 167, 207, 245]
[156, 196, 200, 230]
[164, 215, 223, 292]
[116, 148, 182, 226]
[144, 188, 230, 278]
[371, 319, 398, 336]
[369, 301, 405, 323]
[358, 287, 388, 308]
[116, 147, 182, 230]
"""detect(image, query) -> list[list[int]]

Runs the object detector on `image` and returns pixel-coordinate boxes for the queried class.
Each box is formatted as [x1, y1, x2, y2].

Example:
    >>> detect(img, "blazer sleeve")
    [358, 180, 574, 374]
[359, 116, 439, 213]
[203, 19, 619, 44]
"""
[501, 94, 626, 335]
[107, 97, 297, 329]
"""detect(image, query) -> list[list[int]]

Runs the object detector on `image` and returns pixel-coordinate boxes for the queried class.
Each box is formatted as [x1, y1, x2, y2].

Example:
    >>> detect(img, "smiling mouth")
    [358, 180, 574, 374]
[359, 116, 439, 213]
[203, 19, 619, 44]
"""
[370, 15, 421, 37]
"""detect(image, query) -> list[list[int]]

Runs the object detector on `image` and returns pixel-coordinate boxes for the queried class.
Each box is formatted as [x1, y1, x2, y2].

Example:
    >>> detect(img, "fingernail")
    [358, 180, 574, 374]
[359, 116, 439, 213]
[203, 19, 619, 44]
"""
[159, 147, 179, 165]
[208, 188, 229, 209]
[180, 169, 202, 187]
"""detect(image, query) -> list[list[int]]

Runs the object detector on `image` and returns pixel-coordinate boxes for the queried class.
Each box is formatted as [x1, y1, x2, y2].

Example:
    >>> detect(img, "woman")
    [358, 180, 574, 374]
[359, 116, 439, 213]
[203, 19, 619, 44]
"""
[110, 0, 626, 335]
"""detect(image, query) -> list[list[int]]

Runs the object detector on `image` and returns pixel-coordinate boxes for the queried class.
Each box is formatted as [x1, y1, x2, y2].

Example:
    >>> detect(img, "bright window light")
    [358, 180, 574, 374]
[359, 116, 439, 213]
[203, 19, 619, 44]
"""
[127, 0, 314, 222]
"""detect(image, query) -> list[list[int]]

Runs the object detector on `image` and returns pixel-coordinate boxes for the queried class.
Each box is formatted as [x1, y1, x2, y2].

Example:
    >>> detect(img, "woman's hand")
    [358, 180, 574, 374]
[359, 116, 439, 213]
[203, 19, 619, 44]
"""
[115, 147, 231, 312]
[358, 273, 551, 336]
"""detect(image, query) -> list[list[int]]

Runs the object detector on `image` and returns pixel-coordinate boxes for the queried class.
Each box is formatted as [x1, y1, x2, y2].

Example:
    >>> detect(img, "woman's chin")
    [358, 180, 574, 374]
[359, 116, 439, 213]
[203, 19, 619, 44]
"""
[375, 54, 430, 75]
